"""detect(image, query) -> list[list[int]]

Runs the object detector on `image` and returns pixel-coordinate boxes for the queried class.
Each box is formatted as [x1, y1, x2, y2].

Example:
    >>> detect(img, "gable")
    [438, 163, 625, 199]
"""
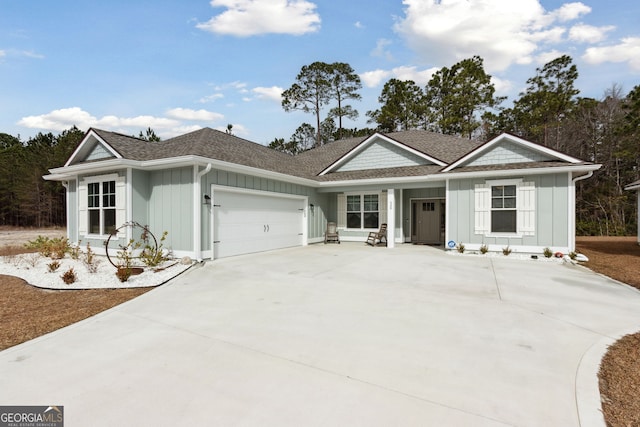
[320, 133, 445, 176]
[84, 141, 117, 162]
[465, 140, 554, 167]
[442, 133, 584, 173]
[335, 139, 435, 172]
[65, 130, 122, 166]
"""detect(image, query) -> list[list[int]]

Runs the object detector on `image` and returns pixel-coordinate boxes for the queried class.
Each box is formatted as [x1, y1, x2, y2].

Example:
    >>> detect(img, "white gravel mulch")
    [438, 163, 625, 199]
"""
[0, 253, 192, 289]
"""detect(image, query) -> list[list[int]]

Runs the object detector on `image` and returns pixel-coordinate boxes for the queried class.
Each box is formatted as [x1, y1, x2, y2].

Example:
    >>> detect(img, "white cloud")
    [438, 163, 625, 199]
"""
[354, 21, 364, 29]
[198, 93, 224, 103]
[535, 49, 567, 65]
[491, 76, 513, 95]
[18, 107, 97, 131]
[16, 107, 226, 138]
[197, 0, 321, 36]
[252, 86, 283, 101]
[0, 50, 6, 58]
[583, 37, 640, 72]
[166, 107, 224, 121]
[360, 66, 438, 88]
[394, 0, 594, 72]
[569, 23, 615, 43]
[360, 69, 392, 88]
[550, 2, 591, 22]
[20, 50, 45, 59]
[371, 38, 394, 61]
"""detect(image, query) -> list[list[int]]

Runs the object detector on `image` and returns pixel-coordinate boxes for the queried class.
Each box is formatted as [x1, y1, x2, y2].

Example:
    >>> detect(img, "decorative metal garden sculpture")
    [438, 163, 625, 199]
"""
[104, 221, 168, 282]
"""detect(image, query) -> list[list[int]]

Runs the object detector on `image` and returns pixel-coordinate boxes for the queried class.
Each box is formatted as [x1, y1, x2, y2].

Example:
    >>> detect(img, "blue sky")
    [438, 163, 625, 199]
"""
[1, 0, 639, 144]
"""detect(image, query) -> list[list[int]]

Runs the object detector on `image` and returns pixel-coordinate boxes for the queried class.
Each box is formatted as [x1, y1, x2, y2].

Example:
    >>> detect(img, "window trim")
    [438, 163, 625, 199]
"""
[344, 191, 382, 230]
[81, 173, 121, 238]
[483, 179, 526, 237]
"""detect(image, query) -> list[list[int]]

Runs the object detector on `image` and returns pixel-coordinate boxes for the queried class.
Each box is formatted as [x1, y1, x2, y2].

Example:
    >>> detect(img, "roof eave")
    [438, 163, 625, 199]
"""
[45, 155, 320, 187]
[438, 163, 602, 180]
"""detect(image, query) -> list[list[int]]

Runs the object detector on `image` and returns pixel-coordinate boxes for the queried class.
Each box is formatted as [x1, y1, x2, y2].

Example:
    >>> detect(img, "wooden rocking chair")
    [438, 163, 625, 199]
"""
[366, 223, 387, 246]
[324, 222, 340, 244]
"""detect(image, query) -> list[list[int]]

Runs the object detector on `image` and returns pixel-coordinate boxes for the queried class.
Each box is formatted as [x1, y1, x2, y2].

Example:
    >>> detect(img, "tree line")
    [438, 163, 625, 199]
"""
[0, 55, 637, 234]
[273, 55, 639, 235]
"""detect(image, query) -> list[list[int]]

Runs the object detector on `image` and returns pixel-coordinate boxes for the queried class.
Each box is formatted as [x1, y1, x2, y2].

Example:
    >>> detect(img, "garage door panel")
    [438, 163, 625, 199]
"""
[213, 189, 305, 259]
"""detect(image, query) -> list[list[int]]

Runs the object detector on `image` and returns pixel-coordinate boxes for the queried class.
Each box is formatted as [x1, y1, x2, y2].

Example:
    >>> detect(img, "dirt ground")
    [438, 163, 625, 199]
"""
[0, 230, 638, 426]
[0, 227, 152, 350]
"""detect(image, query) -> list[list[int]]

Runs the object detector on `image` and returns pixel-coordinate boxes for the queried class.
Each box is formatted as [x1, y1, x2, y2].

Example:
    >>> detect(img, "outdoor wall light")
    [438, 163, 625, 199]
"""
[309, 203, 314, 213]
[204, 194, 211, 205]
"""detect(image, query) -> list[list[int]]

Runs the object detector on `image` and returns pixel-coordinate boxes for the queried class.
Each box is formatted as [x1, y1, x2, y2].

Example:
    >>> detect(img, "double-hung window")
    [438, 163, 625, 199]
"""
[344, 193, 381, 229]
[491, 185, 516, 233]
[80, 174, 123, 237]
[474, 180, 536, 236]
[88, 180, 117, 235]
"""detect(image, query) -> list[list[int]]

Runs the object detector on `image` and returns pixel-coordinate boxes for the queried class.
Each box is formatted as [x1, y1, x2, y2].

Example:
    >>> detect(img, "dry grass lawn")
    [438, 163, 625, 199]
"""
[0, 231, 639, 426]
[576, 236, 640, 427]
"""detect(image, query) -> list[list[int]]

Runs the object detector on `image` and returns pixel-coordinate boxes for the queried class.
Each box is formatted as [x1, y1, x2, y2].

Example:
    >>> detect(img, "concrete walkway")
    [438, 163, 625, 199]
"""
[2, 244, 640, 426]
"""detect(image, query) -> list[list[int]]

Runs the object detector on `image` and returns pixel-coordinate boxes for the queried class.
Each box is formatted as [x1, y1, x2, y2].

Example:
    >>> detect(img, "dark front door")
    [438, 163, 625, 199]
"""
[411, 199, 444, 244]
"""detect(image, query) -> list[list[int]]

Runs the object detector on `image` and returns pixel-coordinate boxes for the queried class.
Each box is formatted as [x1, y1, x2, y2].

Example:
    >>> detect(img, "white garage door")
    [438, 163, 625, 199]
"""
[212, 187, 306, 259]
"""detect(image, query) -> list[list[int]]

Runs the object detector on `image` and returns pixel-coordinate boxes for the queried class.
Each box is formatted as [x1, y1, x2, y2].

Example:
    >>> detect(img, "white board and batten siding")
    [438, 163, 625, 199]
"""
[211, 186, 307, 259]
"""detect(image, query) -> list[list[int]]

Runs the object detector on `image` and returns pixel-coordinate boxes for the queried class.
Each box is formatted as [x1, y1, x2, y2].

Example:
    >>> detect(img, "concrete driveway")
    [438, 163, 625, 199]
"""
[2, 244, 640, 426]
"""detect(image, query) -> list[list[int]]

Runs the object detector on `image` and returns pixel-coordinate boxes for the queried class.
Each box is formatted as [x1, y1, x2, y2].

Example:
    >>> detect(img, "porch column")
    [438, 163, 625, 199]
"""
[387, 189, 395, 248]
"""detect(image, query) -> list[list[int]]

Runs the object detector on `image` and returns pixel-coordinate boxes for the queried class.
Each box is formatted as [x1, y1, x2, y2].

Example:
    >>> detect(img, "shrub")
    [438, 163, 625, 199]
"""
[116, 267, 132, 283]
[25, 236, 52, 257]
[69, 241, 82, 260]
[49, 237, 70, 259]
[480, 244, 489, 254]
[543, 247, 553, 258]
[24, 236, 70, 259]
[82, 242, 100, 273]
[47, 260, 61, 272]
[502, 246, 512, 256]
[61, 268, 77, 284]
[140, 231, 171, 267]
[456, 243, 465, 253]
[23, 253, 40, 268]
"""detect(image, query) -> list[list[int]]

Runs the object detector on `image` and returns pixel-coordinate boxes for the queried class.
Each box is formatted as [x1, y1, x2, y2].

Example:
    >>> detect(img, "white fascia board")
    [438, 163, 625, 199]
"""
[625, 181, 640, 191]
[317, 174, 438, 188]
[319, 133, 446, 176]
[63, 129, 122, 167]
[184, 156, 319, 187]
[438, 163, 601, 180]
[47, 155, 319, 187]
[442, 133, 584, 172]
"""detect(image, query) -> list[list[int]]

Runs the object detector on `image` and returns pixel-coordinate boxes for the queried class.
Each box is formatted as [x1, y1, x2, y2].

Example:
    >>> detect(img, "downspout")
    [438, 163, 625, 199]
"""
[62, 181, 70, 242]
[194, 163, 212, 262]
[570, 171, 594, 252]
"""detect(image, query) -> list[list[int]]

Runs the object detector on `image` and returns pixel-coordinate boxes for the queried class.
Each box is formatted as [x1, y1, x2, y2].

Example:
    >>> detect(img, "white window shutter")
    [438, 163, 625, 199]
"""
[474, 184, 490, 234]
[78, 179, 87, 235]
[337, 193, 346, 228]
[115, 176, 126, 238]
[379, 192, 387, 226]
[517, 181, 536, 236]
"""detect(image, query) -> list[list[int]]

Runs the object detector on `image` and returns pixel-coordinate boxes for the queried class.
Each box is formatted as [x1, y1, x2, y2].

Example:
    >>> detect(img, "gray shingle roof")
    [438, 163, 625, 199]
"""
[83, 127, 591, 182]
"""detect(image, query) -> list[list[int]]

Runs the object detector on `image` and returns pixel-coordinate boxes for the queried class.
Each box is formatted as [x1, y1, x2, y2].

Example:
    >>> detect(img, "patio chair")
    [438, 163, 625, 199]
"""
[324, 221, 340, 244]
[366, 223, 387, 246]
